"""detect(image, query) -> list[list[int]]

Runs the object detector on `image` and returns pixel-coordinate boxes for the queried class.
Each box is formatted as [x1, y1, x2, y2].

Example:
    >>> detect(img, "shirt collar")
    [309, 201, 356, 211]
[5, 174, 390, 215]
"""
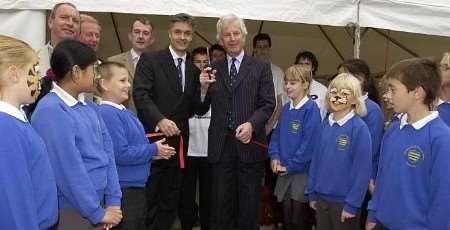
[168, 45, 187, 62]
[51, 82, 86, 107]
[227, 50, 245, 65]
[0, 101, 28, 122]
[399, 111, 439, 130]
[100, 100, 126, 110]
[289, 96, 309, 110]
[130, 48, 140, 61]
[437, 98, 450, 106]
[328, 110, 355, 126]
[361, 93, 368, 101]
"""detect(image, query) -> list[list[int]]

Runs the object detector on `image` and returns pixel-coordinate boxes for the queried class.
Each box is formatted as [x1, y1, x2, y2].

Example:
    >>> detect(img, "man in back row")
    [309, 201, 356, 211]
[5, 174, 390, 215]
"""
[109, 18, 155, 113]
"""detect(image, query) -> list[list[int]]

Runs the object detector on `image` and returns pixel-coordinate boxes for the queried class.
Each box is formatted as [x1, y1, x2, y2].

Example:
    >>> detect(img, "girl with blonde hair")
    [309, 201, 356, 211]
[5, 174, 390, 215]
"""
[306, 73, 372, 230]
[0, 35, 58, 229]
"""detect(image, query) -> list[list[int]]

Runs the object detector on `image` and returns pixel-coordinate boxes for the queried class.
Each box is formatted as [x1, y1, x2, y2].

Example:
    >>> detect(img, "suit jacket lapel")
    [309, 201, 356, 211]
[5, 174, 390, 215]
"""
[233, 55, 251, 90]
[219, 58, 231, 92]
[126, 51, 135, 76]
[160, 48, 182, 95]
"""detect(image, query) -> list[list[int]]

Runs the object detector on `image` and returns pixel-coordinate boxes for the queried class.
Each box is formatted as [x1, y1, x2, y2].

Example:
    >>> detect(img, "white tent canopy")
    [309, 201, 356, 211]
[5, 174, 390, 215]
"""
[1, 0, 357, 27]
[2, 0, 450, 37]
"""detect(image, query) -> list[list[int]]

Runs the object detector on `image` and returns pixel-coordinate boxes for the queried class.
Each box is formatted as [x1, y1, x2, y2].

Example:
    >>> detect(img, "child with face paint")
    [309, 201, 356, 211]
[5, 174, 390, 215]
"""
[268, 65, 321, 230]
[366, 58, 450, 230]
[0, 35, 58, 230]
[338, 59, 384, 187]
[306, 73, 372, 230]
[31, 40, 123, 229]
[96, 61, 176, 230]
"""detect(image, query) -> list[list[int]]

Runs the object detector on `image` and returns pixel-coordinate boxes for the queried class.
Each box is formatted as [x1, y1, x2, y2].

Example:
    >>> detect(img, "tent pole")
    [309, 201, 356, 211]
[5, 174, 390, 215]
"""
[318, 25, 345, 61]
[257, 21, 264, 34]
[353, 0, 361, 58]
[194, 31, 212, 46]
[110, 13, 123, 53]
[372, 28, 419, 57]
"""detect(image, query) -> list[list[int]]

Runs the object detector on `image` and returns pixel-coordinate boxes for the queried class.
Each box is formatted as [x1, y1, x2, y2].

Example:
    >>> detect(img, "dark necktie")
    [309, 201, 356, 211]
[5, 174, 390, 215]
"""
[230, 57, 237, 87]
[177, 58, 183, 88]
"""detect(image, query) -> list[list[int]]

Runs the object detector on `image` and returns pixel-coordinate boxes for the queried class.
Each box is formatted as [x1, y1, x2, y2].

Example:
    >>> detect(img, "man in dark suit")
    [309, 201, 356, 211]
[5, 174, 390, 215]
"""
[199, 14, 276, 230]
[133, 13, 202, 230]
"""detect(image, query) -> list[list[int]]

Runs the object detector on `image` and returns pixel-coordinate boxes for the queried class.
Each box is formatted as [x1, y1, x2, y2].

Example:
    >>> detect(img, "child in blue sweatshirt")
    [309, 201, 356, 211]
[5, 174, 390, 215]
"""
[367, 58, 450, 230]
[437, 52, 450, 127]
[338, 59, 384, 184]
[0, 35, 58, 230]
[306, 73, 372, 230]
[97, 61, 175, 230]
[269, 65, 321, 230]
[31, 40, 123, 229]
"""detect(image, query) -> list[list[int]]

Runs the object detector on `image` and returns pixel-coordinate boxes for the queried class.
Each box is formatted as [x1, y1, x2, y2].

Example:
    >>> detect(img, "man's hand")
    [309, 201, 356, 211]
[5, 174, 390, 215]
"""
[155, 138, 176, 159]
[199, 67, 216, 94]
[235, 122, 253, 144]
[157, 118, 180, 137]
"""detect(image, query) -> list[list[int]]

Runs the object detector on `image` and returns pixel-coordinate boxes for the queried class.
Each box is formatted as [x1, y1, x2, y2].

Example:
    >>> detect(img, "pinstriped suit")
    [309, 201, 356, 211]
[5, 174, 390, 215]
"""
[202, 53, 275, 229]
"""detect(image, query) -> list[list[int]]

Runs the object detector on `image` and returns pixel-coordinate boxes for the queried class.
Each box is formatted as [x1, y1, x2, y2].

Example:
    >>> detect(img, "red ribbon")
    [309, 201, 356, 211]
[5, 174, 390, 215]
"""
[251, 140, 268, 150]
[146, 132, 185, 169]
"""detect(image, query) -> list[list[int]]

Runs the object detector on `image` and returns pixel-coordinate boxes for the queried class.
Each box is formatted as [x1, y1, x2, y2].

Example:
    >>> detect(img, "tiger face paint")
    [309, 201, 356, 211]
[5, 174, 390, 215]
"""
[328, 87, 355, 112]
[27, 62, 42, 100]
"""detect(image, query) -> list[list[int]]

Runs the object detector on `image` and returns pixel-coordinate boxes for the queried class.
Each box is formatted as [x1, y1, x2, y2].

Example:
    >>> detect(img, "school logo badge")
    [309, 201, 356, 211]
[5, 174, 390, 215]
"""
[404, 146, 424, 167]
[291, 120, 301, 134]
[337, 135, 349, 150]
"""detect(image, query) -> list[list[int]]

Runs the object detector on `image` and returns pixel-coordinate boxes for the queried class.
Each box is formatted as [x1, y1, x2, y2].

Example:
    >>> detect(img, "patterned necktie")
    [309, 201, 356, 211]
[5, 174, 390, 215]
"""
[230, 57, 237, 87]
[177, 58, 183, 89]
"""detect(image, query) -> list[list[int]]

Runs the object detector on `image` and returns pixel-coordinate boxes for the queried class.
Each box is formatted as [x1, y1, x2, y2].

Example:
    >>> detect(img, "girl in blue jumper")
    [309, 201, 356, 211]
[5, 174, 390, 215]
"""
[367, 58, 450, 230]
[96, 61, 175, 230]
[338, 59, 384, 189]
[31, 40, 123, 230]
[306, 73, 372, 230]
[0, 35, 58, 230]
[437, 52, 450, 127]
[269, 65, 321, 230]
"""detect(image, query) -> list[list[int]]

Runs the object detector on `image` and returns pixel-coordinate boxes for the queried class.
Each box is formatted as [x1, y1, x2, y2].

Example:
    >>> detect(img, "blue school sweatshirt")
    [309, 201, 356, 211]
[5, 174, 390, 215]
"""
[99, 101, 158, 188]
[0, 102, 58, 230]
[368, 112, 450, 229]
[31, 87, 122, 225]
[269, 97, 321, 173]
[362, 97, 384, 180]
[306, 111, 372, 214]
[437, 101, 450, 127]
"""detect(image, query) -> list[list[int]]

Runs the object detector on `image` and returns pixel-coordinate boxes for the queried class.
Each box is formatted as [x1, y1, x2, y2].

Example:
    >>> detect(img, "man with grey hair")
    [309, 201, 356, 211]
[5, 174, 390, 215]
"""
[79, 14, 101, 51]
[133, 13, 203, 230]
[199, 14, 275, 229]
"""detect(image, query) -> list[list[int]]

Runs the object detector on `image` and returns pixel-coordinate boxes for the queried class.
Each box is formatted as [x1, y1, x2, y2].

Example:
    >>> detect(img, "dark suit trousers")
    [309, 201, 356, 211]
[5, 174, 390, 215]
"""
[210, 135, 264, 230]
[145, 157, 183, 230]
[179, 156, 211, 230]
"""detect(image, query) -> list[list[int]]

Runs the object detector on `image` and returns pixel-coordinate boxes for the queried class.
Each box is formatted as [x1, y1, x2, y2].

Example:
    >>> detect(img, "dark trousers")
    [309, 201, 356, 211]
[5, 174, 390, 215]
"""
[179, 156, 211, 230]
[145, 159, 183, 230]
[315, 197, 360, 230]
[114, 187, 147, 230]
[210, 136, 265, 230]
